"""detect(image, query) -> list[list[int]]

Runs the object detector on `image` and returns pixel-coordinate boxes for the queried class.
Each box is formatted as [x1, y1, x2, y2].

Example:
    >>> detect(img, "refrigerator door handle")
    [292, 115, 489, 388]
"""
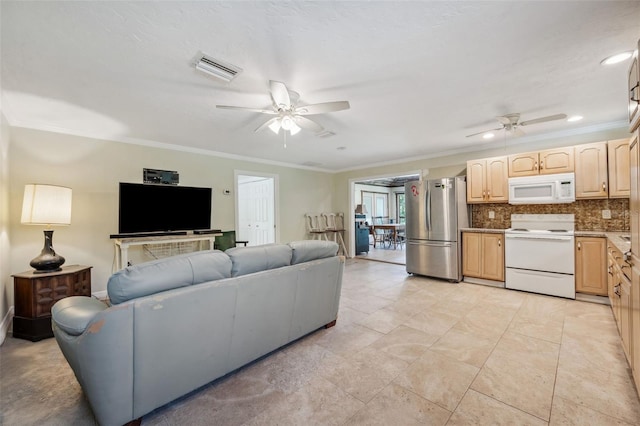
[408, 240, 453, 247]
[425, 188, 431, 231]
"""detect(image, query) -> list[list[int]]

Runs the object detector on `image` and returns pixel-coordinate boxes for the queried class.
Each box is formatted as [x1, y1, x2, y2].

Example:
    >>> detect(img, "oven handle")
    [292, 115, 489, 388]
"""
[505, 234, 573, 242]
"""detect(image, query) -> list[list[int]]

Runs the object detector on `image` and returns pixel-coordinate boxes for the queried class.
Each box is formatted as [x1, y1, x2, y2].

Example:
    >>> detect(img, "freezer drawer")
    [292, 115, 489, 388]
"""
[406, 240, 460, 281]
[505, 268, 575, 299]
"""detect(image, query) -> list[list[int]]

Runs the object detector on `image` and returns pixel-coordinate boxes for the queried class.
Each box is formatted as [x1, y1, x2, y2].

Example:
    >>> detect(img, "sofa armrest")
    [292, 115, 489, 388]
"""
[52, 296, 108, 336]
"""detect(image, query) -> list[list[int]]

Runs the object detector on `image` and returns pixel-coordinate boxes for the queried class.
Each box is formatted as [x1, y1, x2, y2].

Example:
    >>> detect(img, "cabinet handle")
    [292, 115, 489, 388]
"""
[631, 82, 639, 102]
[498, 238, 501, 247]
[577, 242, 581, 250]
[602, 182, 606, 192]
[608, 266, 613, 275]
[624, 250, 633, 265]
[482, 190, 486, 199]
[534, 161, 538, 171]
[540, 160, 544, 169]
[614, 284, 621, 297]
[487, 190, 490, 198]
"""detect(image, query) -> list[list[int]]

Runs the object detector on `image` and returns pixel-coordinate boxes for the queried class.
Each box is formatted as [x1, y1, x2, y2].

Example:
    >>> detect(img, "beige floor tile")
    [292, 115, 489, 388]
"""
[447, 389, 547, 425]
[549, 395, 635, 425]
[345, 383, 451, 425]
[558, 334, 630, 380]
[394, 350, 479, 411]
[403, 308, 460, 336]
[354, 307, 413, 334]
[313, 323, 384, 356]
[563, 300, 615, 321]
[508, 314, 564, 344]
[491, 331, 560, 375]
[430, 299, 480, 319]
[452, 305, 515, 340]
[347, 345, 411, 377]
[243, 376, 364, 426]
[554, 356, 640, 424]
[337, 305, 371, 326]
[369, 325, 440, 362]
[471, 351, 556, 421]
[429, 328, 498, 368]
[517, 293, 567, 323]
[481, 286, 527, 309]
[373, 281, 423, 301]
[562, 315, 620, 344]
[341, 293, 393, 314]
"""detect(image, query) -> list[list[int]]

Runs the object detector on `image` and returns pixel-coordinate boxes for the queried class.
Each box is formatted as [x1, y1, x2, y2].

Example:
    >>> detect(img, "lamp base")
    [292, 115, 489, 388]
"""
[30, 230, 65, 274]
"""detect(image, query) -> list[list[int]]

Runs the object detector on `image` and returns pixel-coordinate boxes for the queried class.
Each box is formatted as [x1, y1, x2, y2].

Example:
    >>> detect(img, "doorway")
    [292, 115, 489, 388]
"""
[350, 172, 421, 265]
[235, 171, 279, 246]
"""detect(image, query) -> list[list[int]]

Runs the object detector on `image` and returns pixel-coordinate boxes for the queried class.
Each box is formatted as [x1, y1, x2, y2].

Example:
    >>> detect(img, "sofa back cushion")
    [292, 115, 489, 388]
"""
[226, 244, 292, 277]
[289, 240, 339, 265]
[108, 250, 232, 304]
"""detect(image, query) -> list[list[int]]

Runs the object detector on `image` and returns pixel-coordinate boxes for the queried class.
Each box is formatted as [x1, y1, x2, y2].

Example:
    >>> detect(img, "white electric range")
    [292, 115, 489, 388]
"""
[504, 214, 575, 299]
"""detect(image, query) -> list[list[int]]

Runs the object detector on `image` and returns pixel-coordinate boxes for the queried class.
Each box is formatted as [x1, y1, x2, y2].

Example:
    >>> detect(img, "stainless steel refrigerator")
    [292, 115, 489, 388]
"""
[405, 177, 469, 281]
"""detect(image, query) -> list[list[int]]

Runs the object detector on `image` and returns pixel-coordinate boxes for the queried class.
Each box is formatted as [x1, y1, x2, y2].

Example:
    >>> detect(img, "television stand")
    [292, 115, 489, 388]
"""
[112, 232, 222, 271]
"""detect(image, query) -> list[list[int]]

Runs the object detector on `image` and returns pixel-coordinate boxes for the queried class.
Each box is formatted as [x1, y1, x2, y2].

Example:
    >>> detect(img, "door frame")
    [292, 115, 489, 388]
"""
[234, 170, 280, 244]
[348, 169, 422, 257]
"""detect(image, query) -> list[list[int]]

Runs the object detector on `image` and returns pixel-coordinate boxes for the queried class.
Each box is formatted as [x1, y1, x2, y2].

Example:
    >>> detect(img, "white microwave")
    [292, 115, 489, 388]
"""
[508, 172, 575, 204]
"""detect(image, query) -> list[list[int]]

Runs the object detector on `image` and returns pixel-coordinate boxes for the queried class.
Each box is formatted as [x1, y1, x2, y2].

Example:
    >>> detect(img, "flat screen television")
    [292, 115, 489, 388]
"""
[118, 183, 212, 234]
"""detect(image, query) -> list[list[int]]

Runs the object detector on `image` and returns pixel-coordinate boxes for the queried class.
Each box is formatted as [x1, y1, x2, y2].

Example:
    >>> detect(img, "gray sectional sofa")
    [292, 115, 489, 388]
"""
[51, 240, 344, 426]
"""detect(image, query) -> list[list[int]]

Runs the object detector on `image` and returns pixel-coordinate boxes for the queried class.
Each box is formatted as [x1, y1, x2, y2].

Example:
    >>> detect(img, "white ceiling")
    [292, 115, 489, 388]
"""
[2, 1, 639, 172]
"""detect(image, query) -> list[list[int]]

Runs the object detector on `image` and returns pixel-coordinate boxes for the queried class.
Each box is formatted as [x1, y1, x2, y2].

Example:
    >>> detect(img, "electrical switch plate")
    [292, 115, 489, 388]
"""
[488, 211, 495, 219]
[602, 209, 611, 219]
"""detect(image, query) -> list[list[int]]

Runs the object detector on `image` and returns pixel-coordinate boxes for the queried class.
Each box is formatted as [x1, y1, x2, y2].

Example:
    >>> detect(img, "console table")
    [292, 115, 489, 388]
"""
[12, 265, 92, 341]
[112, 233, 222, 271]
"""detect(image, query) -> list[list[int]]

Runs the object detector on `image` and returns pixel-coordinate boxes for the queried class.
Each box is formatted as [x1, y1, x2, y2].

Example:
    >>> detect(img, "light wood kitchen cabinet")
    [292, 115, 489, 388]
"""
[466, 156, 508, 203]
[508, 147, 574, 177]
[620, 275, 632, 363]
[574, 142, 608, 199]
[575, 237, 607, 296]
[607, 240, 633, 365]
[462, 232, 504, 282]
[608, 138, 631, 198]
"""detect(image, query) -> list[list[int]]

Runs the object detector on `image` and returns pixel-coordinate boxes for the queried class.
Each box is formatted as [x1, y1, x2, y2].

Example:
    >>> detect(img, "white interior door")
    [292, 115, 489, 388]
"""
[236, 173, 277, 246]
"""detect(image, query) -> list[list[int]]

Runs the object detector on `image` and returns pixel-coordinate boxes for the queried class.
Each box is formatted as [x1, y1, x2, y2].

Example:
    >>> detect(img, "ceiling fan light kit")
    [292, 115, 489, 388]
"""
[600, 51, 634, 66]
[194, 53, 242, 82]
[567, 115, 583, 122]
[216, 80, 350, 139]
[465, 112, 568, 139]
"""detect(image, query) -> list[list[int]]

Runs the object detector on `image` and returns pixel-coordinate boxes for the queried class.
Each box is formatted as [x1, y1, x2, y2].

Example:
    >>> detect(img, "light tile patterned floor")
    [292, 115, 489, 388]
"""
[2, 258, 640, 425]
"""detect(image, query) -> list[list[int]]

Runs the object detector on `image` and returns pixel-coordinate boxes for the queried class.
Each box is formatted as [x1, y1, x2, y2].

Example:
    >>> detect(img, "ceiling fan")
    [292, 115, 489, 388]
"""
[216, 80, 350, 136]
[465, 113, 568, 138]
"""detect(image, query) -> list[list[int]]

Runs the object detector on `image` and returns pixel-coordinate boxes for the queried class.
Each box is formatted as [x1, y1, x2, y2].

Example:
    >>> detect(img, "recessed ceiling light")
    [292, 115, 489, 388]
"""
[482, 133, 495, 140]
[567, 115, 583, 122]
[600, 51, 634, 65]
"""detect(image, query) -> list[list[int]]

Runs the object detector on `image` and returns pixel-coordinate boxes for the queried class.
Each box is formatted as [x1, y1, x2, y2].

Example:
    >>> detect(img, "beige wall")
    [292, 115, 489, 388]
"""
[0, 113, 11, 344]
[9, 127, 334, 293]
[333, 126, 631, 251]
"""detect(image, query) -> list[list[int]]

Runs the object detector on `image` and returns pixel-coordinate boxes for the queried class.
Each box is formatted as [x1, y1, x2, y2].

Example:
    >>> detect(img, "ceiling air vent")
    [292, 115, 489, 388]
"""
[316, 130, 336, 138]
[194, 53, 242, 82]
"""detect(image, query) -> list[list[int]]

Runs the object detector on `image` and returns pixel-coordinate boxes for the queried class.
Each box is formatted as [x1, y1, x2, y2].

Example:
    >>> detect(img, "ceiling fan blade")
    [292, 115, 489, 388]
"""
[270, 80, 291, 110]
[295, 101, 351, 115]
[254, 117, 280, 133]
[293, 115, 324, 133]
[216, 105, 277, 114]
[512, 127, 526, 137]
[520, 114, 568, 126]
[465, 127, 504, 138]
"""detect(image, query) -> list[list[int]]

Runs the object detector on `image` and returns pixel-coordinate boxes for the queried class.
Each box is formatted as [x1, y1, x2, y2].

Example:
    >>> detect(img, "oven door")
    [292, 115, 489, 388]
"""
[504, 233, 575, 274]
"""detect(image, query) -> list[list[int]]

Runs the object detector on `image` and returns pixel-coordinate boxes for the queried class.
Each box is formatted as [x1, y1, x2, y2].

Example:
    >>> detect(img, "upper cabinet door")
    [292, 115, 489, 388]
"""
[608, 138, 631, 198]
[629, 54, 640, 132]
[485, 157, 509, 202]
[508, 152, 539, 177]
[466, 159, 487, 203]
[539, 147, 574, 175]
[575, 142, 608, 199]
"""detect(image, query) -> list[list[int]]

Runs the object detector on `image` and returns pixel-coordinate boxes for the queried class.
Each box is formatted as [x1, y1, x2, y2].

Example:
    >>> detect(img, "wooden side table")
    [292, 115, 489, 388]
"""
[12, 265, 92, 341]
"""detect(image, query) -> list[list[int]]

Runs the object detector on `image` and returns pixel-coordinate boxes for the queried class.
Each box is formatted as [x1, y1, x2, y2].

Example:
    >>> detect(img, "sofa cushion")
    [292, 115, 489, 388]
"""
[107, 250, 232, 304]
[289, 240, 339, 265]
[52, 296, 108, 336]
[226, 244, 292, 277]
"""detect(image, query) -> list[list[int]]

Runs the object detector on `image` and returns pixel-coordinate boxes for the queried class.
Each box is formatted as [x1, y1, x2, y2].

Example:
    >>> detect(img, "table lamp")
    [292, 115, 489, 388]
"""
[355, 204, 368, 214]
[21, 184, 72, 273]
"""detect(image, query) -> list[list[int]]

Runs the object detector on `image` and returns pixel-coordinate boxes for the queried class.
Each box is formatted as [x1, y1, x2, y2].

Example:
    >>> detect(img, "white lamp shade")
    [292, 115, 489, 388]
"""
[21, 184, 72, 226]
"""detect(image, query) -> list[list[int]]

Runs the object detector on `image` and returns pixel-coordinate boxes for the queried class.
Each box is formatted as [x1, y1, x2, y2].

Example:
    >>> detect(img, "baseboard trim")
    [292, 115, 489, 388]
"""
[0, 306, 15, 346]
[575, 292, 610, 305]
[463, 277, 505, 288]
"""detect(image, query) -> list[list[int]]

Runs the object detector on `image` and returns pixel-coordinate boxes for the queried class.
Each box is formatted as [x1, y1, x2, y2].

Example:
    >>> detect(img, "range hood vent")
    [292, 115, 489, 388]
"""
[194, 53, 242, 82]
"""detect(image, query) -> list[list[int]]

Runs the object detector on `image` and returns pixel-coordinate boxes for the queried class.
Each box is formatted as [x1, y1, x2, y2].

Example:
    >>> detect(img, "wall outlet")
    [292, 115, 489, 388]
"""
[488, 211, 495, 219]
[602, 209, 611, 219]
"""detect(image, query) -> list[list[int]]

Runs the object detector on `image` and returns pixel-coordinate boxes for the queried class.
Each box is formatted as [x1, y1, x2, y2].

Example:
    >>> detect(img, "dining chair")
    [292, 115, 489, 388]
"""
[321, 212, 347, 255]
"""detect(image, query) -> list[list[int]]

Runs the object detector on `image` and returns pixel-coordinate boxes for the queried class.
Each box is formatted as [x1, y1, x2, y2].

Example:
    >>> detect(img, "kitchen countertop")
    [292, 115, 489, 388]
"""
[460, 228, 504, 234]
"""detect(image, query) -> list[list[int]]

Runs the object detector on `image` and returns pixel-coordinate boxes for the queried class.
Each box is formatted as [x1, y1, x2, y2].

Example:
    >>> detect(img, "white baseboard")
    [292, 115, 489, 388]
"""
[92, 290, 108, 300]
[463, 277, 505, 288]
[0, 306, 14, 346]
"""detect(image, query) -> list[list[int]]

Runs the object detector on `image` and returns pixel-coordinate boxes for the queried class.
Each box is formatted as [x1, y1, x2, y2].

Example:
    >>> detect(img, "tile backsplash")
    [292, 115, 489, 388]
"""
[471, 198, 629, 231]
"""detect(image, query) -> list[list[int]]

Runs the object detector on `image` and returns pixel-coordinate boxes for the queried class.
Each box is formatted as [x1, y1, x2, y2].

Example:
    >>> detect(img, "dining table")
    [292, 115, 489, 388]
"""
[371, 223, 405, 249]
